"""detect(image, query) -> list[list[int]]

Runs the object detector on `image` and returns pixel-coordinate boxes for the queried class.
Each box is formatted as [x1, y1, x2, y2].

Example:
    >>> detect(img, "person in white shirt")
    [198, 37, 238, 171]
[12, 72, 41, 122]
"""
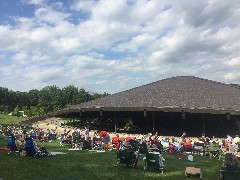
[233, 135, 240, 145]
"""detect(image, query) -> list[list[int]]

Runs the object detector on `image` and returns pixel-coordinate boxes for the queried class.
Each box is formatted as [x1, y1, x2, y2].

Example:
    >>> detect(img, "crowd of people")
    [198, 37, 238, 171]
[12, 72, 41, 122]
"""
[1, 123, 240, 178]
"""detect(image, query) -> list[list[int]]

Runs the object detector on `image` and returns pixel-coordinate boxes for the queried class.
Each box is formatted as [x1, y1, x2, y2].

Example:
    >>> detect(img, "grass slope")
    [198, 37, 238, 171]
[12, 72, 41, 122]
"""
[0, 139, 222, 180]
[0, 114, 27, 125]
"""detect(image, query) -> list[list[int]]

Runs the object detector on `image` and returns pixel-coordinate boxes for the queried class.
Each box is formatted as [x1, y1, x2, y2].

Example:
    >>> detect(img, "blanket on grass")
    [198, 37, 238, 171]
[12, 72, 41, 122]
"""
[50, 152, 68, 155]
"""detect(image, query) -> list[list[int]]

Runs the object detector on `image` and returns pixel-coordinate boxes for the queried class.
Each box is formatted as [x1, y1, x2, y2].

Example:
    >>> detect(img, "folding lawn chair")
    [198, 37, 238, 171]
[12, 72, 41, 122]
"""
[161, 140, 170, 152]
[139, 142, 147, 154]
[72, 134, 81, 149]
[7, 135, 18, 155]
[81, 139, 92, 150]
[220, 169, 240, 180]
[237, 142, 240, 152]
[224, 142, 231, 152]
[193, 142, 205, 155]
[50, 133, 57, 141]
[112, 137, 120, 150]
[227, 144, 238, 154]
[168, 143, 176, 154]
[93, 137, 103, 150]
[117, 148, 138, 167]
[143, 150, 165, 174]
[183, 142, 193, 154]
[129, 142, 139, 152]
[207, 143, 221, 160]
[61, 135, 72, 147]
[37, 146, 52, 157]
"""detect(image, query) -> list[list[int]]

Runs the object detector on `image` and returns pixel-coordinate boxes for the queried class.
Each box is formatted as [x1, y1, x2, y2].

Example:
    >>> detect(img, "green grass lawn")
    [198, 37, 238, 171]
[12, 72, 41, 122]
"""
[0, 138, 222, 180]
[0, 114, 27, 125]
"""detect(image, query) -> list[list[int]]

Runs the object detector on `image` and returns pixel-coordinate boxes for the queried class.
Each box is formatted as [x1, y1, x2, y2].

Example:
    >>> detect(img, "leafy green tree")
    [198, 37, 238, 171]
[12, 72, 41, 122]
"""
[38, 85, 62, 113]
[0, 84, 110, 115]
[62, 85, 79, 108]
[30, 106, 38, 117]
[13, 105, 19, 116]
[28, 89, 39, 107]
[78, 88, 93, 103]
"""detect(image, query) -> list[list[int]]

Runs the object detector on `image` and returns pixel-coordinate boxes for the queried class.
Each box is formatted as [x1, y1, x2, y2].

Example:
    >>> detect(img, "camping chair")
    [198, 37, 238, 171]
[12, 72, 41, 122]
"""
[117, 148, 138, 167]
[183, 142, 193, 154]
[40, 135, 48, 142]
[227, 144, 238, 155]
[93, 137, 103, 150]
[237, 142, 240, 152]
[61, 135, 72, 147]
[37, 146, 52, 157]
[224, 142, 231, 152]
[143, 150, 165, 173]
[80, 138, 92, 150]
[129, 142, 139, 152]
[168, 143, 176, 154]
[219, 169, 240, 180]
[112, 137, 120, 150]
[7, 135, 18, 155]
[139, 142, 147, 154]
[193, 142, 205, 155]
[50, 133, 57, 141]
[72, 135, 81, 149]
[207, 143, 221, 160]
[161, 140, 170, 152]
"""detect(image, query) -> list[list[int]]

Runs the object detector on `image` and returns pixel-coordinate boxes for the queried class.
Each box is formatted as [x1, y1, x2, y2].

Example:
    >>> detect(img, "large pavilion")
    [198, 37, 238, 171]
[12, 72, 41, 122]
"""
[51, 76, 240, 137]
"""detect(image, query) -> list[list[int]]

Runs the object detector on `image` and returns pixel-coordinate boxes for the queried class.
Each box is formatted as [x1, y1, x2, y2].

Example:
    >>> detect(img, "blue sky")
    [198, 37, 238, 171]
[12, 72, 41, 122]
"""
[0, 0, 240, 94]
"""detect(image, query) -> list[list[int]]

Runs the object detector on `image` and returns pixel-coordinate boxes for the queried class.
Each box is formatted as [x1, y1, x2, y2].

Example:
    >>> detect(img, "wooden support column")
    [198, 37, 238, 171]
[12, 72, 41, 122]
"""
[88, 114, 90, 129]
[152, 111, 155, 133]
[202, 114, 205, 135]
[114, 112, 117, 133]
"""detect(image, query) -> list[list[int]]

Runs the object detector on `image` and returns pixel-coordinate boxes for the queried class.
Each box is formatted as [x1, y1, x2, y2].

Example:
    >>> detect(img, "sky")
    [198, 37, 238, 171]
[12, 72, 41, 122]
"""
[0, 0, 240, 94]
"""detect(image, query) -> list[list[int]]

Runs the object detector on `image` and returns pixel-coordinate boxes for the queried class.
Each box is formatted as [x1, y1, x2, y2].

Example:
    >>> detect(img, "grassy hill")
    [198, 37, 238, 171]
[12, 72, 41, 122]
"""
[0, 114, 27, 125]
[0, 139, 222, 180]
[0, 114, 224, 180]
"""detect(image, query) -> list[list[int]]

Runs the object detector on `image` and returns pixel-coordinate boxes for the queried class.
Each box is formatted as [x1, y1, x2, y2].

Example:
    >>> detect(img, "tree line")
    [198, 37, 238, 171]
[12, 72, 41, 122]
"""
[0, 85, 109, 117]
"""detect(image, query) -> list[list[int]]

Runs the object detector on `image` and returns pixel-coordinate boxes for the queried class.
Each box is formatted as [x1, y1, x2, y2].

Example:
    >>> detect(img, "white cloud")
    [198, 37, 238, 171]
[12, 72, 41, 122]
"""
[34, 7, 70, 24]
[224, 72, 240, 81]
[71, 0, 96, 11]
[1, 0, 240, 93]
[12, 52, 29, 63]
[22, 0, 45, 6]
[224, 57, 240, 66]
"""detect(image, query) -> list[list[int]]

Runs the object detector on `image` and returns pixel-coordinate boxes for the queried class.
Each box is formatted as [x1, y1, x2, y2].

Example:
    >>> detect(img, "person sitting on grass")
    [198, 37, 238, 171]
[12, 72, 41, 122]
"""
[219, 153, 240, 180]
[23, 135, 36, 156]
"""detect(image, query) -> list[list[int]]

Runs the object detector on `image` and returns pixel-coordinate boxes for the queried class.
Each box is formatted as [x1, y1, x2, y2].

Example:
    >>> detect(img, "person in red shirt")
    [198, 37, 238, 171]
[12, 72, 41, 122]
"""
[99, 130, 107, 138]
[98, 130, 110, 151]
[112, 134, 120, 150]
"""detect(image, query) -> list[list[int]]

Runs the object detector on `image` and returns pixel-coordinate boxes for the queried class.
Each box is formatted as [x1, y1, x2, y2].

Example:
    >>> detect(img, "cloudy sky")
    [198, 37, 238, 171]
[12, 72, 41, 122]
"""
[0, 0, 240, 94]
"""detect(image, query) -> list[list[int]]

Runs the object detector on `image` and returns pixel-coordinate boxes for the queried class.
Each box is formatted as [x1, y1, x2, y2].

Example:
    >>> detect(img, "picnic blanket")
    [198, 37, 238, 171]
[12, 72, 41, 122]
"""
[50, 152, 68, 155]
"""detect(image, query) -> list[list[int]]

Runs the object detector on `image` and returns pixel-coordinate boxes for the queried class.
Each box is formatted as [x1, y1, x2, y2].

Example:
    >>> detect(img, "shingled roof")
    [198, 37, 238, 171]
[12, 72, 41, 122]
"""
[58, 76, 240, 115]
